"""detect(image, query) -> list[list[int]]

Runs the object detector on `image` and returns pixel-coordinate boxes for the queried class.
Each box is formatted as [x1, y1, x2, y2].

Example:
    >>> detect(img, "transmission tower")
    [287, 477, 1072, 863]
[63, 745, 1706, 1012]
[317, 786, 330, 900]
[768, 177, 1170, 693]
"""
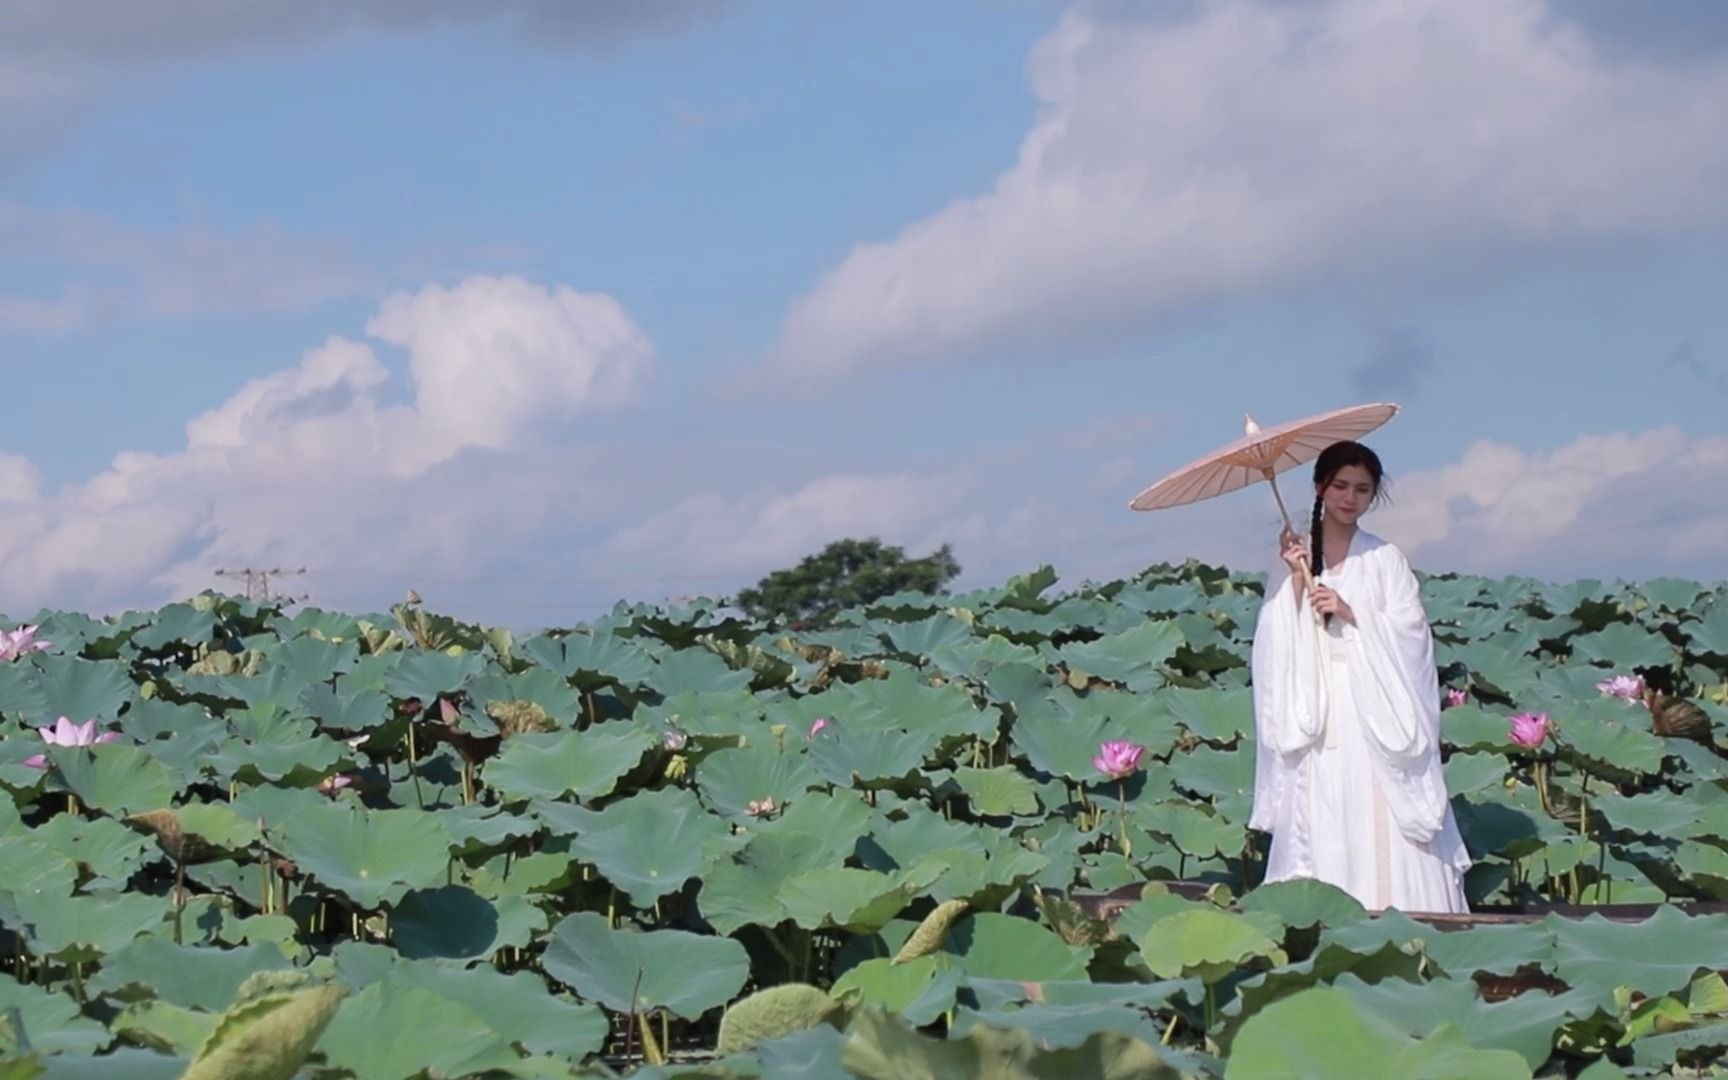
[215, 566, 308, 605]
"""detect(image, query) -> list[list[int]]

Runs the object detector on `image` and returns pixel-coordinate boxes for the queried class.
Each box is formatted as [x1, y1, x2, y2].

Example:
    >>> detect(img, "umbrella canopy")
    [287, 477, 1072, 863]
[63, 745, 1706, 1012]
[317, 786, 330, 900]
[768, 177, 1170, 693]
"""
[1127, 402, 1399, 522]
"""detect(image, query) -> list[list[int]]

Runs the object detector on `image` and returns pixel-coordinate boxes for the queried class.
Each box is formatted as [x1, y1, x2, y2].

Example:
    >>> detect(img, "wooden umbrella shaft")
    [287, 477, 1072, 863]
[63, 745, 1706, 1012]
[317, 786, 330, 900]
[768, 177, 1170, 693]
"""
[1263, 469, 1319, 594]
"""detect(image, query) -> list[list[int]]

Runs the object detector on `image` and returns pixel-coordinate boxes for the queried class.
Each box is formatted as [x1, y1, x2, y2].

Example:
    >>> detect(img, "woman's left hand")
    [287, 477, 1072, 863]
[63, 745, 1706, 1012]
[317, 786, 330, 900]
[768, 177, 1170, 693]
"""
[1311, 584, 1355, 624]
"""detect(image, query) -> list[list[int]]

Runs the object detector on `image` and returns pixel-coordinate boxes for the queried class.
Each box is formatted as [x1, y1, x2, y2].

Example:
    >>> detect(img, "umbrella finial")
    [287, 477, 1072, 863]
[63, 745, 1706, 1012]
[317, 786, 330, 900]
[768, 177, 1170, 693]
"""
[1244, 413, 1260, 435]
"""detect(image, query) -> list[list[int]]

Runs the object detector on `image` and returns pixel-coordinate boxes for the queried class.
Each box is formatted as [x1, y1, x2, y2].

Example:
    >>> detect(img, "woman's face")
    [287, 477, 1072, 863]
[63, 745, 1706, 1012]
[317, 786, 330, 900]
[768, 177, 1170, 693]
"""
[1317, 463, 1376, 526]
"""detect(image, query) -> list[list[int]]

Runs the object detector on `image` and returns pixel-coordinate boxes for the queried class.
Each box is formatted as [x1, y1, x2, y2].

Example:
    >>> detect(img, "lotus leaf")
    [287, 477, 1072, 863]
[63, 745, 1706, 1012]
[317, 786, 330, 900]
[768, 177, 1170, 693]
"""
[1162, 687, 1253, 743]
[1333, 973, 1606, 1070]
[952, 766, 1040, 817]
[9, 891, 169, 961]
[1226, 987, 1532, 1079]
[381, 650, 486, 703]
[1138, 908, 1284, 983]
[1628, 1022, 1728, 1069]
[112, 999, 218, 1057]
[298, 684, 390, 735]
[541, 911, 750, 1020]
[696, 741, 823, 819]
[841, 1008, 1176, 1080]
[379, 961, 607, 1060]
[807, 726, 941, 788]
[780, 867, 937, 933]
[1055, 621, 1184, 692]
[30, 656, 136, 722]
[1238, 879, 1367, 930]
[483, 723, 654, 803]
[275, 804, 452, 909]
[316, 979, 514, 1080]
[1570, 622, 1675, 670]
[831, 956, 941, 1014]
[564, 787, 738, 906]
[1686, 603, 1728, 658]
[89, 940, 292, 1011]
[0, 836, 77, 900]
[882, 614, 975, 659]
[943, 912, 1091, 982]
[0, 975, 108, 1056]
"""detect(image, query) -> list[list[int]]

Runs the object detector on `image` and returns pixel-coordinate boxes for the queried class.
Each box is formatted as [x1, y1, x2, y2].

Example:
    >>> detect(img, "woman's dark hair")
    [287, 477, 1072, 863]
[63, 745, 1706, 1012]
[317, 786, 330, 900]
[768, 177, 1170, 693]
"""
[1308, 441, 1388, 575]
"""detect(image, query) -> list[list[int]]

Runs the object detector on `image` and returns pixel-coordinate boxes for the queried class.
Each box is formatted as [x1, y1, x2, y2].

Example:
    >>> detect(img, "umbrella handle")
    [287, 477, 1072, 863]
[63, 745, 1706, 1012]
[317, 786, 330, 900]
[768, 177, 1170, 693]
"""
[1265, 470, 1324, 617]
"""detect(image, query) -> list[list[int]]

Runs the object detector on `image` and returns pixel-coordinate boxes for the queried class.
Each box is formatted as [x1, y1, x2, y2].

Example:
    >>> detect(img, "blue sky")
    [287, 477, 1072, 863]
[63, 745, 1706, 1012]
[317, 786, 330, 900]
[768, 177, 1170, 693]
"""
[3, 0, 1726, 627]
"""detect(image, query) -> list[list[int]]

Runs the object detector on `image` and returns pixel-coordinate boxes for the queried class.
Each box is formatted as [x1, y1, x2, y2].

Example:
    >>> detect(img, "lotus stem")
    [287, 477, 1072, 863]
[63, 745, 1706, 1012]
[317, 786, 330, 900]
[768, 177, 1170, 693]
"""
[607, 888, 617, 930]
[584, 691, 597, 728]
[1534, 760, 1552, 816]
[638, 1010, 665, 1066]
[1116, 780, 1133, 859]
[1162, 1012, 1180, 1045]
[172, 858, 187, 946]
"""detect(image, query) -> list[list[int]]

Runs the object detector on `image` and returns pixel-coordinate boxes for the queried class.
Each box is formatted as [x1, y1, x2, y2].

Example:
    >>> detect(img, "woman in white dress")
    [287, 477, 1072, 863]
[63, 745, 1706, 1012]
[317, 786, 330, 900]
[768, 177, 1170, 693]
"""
[1248, 440, 1471, 913]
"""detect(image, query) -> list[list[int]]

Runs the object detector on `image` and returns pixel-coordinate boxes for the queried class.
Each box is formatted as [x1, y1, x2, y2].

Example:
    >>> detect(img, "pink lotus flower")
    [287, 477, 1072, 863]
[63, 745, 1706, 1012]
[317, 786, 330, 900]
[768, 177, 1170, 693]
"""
[1092, 740, 1145, 780]
[807, 717, 829, 738]
[1596, 674, 1645, 702]
[745, 796, 778, 818]
[1444, 688, 1468, 709]
[318, 774, 355, 795]
[662, 729, 688, 751]
[0, 625, 51, 663]
[22, 717, 120, 768]
[1508, 712, 1550, 749]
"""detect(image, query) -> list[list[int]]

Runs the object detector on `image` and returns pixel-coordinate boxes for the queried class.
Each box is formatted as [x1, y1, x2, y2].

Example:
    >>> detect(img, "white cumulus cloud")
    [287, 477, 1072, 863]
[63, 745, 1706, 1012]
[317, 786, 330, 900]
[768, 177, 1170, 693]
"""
[768, 0, 1728, 379]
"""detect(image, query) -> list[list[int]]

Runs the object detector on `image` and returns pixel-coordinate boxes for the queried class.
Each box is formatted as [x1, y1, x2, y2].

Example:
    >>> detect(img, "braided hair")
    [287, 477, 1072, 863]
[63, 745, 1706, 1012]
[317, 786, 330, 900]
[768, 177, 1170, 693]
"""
[1309, 441, 1388, 613]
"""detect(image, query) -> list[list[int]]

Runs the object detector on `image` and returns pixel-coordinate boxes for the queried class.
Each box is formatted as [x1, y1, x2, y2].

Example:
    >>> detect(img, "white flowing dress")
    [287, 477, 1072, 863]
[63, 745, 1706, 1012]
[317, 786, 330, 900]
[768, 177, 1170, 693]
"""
[1249, 530, 1470, 913]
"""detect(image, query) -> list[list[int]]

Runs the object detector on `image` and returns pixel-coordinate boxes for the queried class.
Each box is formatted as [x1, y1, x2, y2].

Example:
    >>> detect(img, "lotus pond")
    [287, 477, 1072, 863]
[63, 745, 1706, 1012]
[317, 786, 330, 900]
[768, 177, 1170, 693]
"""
[2, 563, 1728, 1078]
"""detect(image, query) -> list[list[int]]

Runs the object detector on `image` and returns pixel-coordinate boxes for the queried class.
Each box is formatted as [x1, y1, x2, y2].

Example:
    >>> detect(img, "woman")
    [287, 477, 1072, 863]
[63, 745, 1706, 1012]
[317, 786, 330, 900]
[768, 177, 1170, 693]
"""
[1248, 440, 1470, 913]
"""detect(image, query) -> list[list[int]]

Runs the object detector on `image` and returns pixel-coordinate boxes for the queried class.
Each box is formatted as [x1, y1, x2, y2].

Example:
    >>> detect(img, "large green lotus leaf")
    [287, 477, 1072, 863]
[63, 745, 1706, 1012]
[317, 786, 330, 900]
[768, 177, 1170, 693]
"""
[47, 745, 174, 816]
[117, 699, 218, 742]
[275, 805, 452, 909]
[466, 669, 581, 728]
[0, 972, 109, 1055]
[1133, 801, 1244, 858]
[520, 631, 655, 689]
[128, 604, 219, 654]
[832, 670, 999, 741]
[89, 940, 292, 1011]
[30, 814, 152, 881]
[30, 656, 136, 722]
[696, 742, 823, 819]
[1333, 974, 1605, 1070]
[925, 634, 1043, 683]
[1442, 706, 1519, 752]
[381, 650, 486, 702]
[881, 614, 975, 659]
[1671, 842, 1728, 898]
[541, 911, 750, 1020]
[983, 662, 1055, 715]
[950, 1003, 1165, 1054]
[1445, 752, 1510, 795]
[483, 723, 653, 803]
[756, 788, 874, 848]
[1319, 910, 1555, 980]
[1170, 746, 1255, 819]
[946, 913, 1091, 982]
[316, 979, 516, 1080]
[565, 787, 738, 906]
[0, 834, 77, 901]
[1634, 578, 1712, 615]
[1011, 708, 1112, 781]
[436, 804, 541, 854]
[1549, 906, 1728, 999]
[297, 684, 390, 736]
[1239, 879, 1368, 930]
[207, 719, 346, 784]
[1452, 640, 1542, 698]
[1686, 602, 1728, 658]
[1055, 621, 1184, 692]
[0, 661, 48, 721]
[1451, 796, 1544, 860]
[643, 648, 754, 697]
[779, 867, 940, 933]
[641, 689, 766, 740]
[388, 886, 505, 960]
[387, 963, 607, 1061]
[953, 766, 1040, 817]
[1628, 1021, 1728, 1070]
[11, 890, 169, 961]
[841, 1007, 1176, 1080]
[262, 637, 360, 686]
[1159, 687, 1253, 743]
[699, 831, 839, 935]
[229, 785, 326, 835]
[1559, 700, 1667, 777]
[1569, 623, 1675, 670]
[831, 955, 941, 1014]
[1228, 987, 1532, 1080]
[275, 607, 363, 642]
[1138, 908, 1284, 983]
[113, 999, 218, 1057]
[1592, 790, 1707, 838]
[807, 726, 941, 788]
[890, 845, 1048, 908]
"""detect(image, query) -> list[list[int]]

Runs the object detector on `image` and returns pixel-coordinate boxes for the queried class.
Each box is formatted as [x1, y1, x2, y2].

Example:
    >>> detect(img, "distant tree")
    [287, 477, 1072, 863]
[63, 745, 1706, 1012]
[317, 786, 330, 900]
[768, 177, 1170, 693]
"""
[734, 537, 962, 627]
